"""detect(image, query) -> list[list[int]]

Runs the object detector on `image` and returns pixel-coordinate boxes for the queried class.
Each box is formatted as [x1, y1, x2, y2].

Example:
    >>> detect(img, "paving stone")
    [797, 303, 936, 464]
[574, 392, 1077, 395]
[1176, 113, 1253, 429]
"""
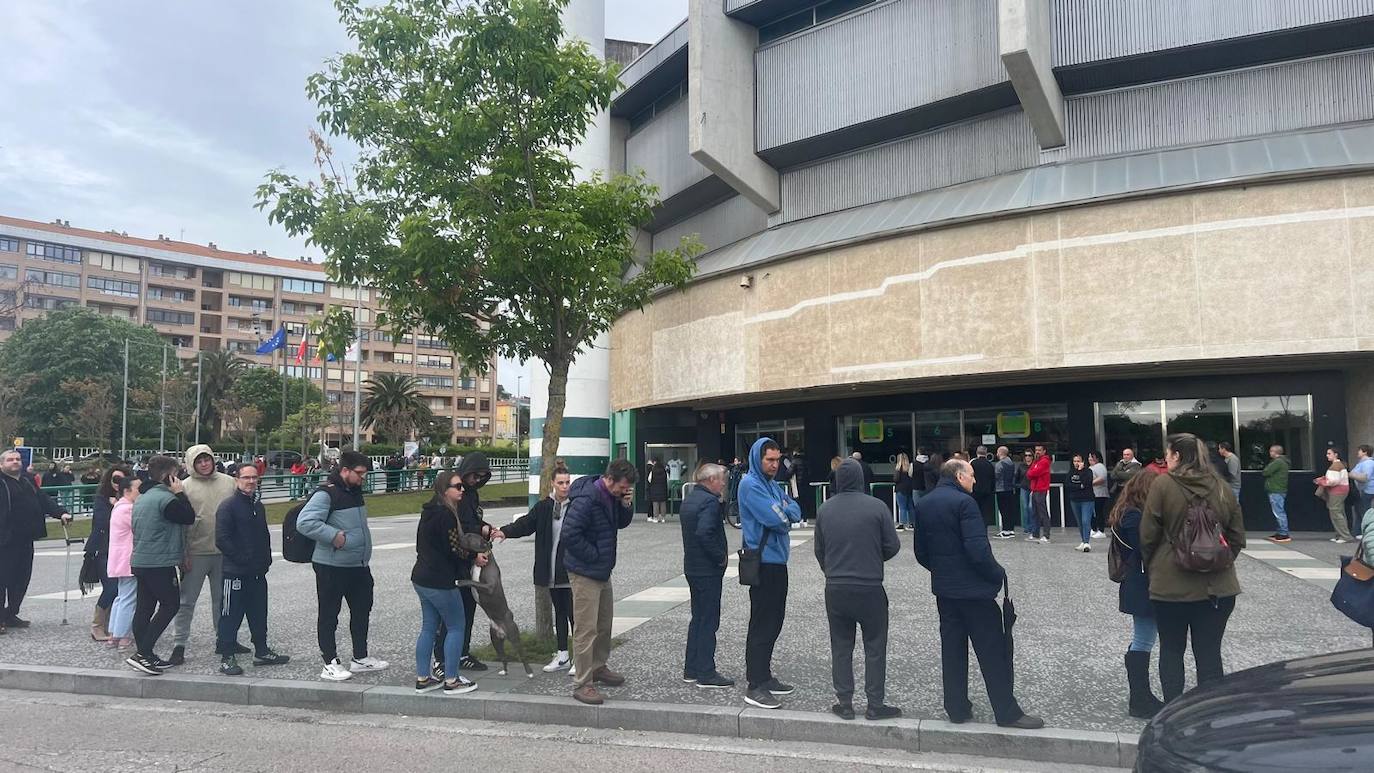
[141, 672, 251, 704]
[249, 677, 369, 712]
[482, 691, 598, 728]
[0, 663, 80, 692]
[73, 669, 144, 698]
[919, 720, 1120, 767]
[738, 708, 919, 752]
[598, 700, 740, 736]
[361, 684, 488, 719]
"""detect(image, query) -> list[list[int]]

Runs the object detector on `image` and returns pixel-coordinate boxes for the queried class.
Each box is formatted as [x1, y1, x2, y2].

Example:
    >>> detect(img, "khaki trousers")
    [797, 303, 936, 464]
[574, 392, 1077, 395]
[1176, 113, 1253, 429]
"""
[569, 572, 613, 689]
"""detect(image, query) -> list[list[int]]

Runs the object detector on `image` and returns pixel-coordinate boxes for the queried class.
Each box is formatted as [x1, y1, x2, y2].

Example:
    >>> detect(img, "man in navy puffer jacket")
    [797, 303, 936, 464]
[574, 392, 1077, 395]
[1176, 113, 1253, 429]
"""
[214, 465, 289, 676]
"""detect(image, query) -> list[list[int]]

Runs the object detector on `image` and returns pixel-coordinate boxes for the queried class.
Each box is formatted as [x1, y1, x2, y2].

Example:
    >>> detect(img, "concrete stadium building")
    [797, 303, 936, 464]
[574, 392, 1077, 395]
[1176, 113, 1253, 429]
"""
[541, 0, 1374, 530]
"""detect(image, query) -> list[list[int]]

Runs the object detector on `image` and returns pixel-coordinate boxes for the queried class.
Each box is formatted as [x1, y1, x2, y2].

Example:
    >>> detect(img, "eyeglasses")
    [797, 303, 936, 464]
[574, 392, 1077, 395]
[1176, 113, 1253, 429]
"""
[349, 468, 369, 476]
[238, 474, 259, 481]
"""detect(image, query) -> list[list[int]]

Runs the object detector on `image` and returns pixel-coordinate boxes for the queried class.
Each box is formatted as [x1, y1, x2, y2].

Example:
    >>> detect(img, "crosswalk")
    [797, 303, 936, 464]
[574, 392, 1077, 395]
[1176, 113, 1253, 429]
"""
[1241, 543, 1341, 591]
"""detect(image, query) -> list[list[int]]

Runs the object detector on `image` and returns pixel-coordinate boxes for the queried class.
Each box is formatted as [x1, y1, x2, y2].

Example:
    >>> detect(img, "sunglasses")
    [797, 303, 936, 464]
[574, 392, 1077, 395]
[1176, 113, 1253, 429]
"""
[446, 482, 463, 489]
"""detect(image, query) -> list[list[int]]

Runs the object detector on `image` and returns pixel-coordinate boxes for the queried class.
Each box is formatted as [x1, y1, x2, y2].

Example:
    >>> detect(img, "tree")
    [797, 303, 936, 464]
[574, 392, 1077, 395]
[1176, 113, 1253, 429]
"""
[198, 349, 247, 439]
[257, 0, 698, 501]
[360, 373, 430, 443]
[0, 374, 36, 447]
[228, 368, 323, 433]
[217, 394, 264, 451]
[275, 404, 331, 450]
[59, 379, 115, 448]
[0, 307, 166, 443]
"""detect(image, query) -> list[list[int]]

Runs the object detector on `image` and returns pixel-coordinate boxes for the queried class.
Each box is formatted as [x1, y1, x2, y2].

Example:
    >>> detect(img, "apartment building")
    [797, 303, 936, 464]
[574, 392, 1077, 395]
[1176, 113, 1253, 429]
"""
[0, 214, 498, 446]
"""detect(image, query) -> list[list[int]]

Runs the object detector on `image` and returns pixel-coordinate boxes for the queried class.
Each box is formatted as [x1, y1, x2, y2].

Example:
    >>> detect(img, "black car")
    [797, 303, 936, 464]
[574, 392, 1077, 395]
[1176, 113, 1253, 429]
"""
[1135, 647, 1374, 772]
[266, 450, 303, 469]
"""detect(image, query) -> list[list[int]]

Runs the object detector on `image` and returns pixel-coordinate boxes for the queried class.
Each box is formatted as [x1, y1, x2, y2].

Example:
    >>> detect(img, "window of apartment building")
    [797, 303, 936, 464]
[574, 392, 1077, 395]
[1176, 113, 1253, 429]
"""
[149, 263, 193, 280]
[167, 335, 193, 348]
[479, 418, 491, 430]
[399, 333, 414, 345]
[416, 375, 453, 389]
[456, 418, 476, 430]
[284, 321, 307, 336]
[147, 286, 192, 302]
[146, 308, 195, 325]
[418, 354, 452, 369]
[0, 264, 17, 280]
[87, 276, 140, 298]
[281, 300, 324, 316]
[89, 303, 134, 321]
[329, 285, 370, 302]
[25, 268, 79, 289]
[281, 365, 323, 379]
[0, 237, 19, 252]
[228, 295, 272, 311]
[26, 241, 81, 264]
[87, 251, 140, 273]
[427, 397, 450, 410]
[0, 316, 14, 331]
[0, 290, 14, 307]
[479, 378, 491, 392]
[389, 351, 414, 365]
[459, 377, 477, 390]
[228, 271, 274, 291]
[462, 396, 476, 407]
[373, 330, 391, 343]
[479, 399, 491, 412]
[227, 340, 259, 353]
[415, 333, 443, 349]
[24, 294, 77, 311]
[282, 278, 324, 294]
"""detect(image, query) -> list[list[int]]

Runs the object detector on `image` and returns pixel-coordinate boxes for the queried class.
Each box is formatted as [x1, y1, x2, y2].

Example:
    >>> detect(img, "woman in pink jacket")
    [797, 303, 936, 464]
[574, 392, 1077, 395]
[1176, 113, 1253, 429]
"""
[106, 476, 141, 649]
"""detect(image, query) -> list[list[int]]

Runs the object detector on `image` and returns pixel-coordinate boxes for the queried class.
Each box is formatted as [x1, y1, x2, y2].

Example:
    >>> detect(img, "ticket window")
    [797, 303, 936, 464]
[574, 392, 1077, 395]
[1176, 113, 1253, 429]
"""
[962, 405, 1070, 470]
[838, 413, 914, 479]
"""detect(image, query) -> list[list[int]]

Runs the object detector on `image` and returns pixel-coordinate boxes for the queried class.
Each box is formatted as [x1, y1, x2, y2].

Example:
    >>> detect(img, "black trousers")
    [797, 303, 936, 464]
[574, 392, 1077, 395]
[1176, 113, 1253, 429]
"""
[217, 573, 268, 657]
[313, 564, 373, 663]
[974, 493, 996, 526]
[1153, 595, 1236, 701]
[745, 563, 788, 689]
[131, 566, 180, 659]
[826, 584, 889, 707]
[551, 586, 575, 651]
[0, 540, 35, 620]
[1093, 497, 1109, 532]
[684, 573, 723, 678]
[994, 491, 1019, 532]
[936, 596, 1023, 725]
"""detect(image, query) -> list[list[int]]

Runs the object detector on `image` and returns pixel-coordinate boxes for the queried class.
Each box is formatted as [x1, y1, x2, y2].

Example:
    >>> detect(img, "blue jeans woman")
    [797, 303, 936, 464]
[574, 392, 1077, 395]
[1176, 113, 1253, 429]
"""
[895, 491, 915, 527]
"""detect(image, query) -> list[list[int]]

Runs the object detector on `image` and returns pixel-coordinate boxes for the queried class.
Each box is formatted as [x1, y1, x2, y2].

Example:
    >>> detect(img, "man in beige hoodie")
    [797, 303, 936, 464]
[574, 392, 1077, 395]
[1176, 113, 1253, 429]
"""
[169, 444, 238, 665]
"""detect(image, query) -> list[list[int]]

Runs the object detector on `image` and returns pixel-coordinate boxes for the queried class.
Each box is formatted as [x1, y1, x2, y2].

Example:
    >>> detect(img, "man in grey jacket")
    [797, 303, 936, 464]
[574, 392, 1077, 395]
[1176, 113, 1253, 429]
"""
[170, 444, 237, 665]
[814, 458, 901, 721]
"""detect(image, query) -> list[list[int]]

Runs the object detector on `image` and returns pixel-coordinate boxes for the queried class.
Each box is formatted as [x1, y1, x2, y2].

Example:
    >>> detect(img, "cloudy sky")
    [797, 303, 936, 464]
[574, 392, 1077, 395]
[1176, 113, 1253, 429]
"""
[0, 0, 687, 393]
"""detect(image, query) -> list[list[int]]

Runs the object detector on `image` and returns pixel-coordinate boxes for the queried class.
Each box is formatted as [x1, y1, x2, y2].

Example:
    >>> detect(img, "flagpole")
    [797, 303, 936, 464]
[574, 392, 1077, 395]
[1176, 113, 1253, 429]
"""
[279, 335, 288, 469]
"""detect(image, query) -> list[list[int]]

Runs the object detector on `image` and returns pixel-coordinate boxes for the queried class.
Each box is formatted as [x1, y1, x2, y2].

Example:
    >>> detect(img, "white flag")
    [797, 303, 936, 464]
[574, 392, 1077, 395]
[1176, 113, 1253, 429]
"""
[344, 340, 361, 362]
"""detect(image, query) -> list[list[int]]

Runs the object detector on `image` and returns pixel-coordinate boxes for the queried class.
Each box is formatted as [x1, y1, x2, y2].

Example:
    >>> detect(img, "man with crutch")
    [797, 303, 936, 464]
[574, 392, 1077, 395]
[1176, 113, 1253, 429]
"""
[0, 449, 72, 634]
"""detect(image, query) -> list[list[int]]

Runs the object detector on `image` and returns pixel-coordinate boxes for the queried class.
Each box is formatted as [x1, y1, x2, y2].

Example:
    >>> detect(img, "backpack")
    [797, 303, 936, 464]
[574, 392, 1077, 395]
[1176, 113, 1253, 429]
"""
[281, 485, 335, 564]
[1170, 492, 1234, 574]
[1107, 528, 1131, 583]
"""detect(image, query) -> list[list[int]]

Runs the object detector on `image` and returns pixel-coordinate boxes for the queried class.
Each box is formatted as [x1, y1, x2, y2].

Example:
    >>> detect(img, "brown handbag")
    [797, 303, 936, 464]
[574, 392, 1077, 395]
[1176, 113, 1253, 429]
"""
[1344, 541, 1374, 582]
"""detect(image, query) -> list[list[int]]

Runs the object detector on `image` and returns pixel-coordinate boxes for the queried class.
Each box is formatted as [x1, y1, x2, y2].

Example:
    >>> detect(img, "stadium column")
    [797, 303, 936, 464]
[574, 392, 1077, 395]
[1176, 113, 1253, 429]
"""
[528, 0, 613, 503]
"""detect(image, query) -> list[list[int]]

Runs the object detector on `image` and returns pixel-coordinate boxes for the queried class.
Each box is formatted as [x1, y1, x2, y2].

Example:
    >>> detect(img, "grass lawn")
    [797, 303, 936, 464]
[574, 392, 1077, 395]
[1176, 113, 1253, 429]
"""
[468, 634, 623, 666]
[45, 481, 528, 541]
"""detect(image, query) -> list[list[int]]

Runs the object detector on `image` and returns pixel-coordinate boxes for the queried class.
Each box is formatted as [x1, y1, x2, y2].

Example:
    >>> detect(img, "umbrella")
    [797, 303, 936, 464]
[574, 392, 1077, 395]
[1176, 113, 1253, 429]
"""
[1001, 576, 1017, 690]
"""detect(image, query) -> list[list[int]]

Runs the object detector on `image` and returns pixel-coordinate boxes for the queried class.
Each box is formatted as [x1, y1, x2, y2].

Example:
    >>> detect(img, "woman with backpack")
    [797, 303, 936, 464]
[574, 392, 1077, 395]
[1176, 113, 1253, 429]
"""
[1108, 467, 1164, 718]
[411, 470, 478, 695]
[1140, 433, 1246, 702]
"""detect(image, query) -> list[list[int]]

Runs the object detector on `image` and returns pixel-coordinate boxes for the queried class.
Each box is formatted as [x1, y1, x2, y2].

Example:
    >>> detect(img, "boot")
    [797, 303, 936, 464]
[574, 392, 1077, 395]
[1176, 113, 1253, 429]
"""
[90, 606, 112, 643]
[1125, 651, 1165, 719]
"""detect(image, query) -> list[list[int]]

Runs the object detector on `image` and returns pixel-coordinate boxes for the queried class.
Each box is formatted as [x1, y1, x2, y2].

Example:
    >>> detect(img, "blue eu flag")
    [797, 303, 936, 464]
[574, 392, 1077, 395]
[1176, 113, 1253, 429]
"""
[256, 327, 286, 355]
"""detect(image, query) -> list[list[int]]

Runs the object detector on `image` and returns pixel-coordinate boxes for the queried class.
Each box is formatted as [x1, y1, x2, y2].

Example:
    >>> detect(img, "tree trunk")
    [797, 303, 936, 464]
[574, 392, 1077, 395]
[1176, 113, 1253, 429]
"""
[532, 355, 572, 641]
[533, 585, 553, 641]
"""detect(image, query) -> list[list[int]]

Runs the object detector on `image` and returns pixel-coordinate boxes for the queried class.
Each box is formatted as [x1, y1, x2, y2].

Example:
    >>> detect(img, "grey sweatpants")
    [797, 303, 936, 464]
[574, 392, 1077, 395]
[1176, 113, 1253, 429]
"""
[172, 554, 223, 649]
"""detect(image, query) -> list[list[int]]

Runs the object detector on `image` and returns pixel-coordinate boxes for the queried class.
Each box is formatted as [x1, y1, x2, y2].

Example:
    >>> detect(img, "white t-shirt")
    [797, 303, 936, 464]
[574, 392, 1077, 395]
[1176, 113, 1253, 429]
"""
[550, 498, 569, 589]
[667, 459, 685, 481]
[1089, 462, 1108, 498]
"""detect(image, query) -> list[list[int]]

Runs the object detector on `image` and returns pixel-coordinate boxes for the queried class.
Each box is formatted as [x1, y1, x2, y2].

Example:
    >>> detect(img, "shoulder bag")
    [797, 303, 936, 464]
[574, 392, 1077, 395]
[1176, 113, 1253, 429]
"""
[1331, 539, 1374, 629]
[737, 526, 772, 587]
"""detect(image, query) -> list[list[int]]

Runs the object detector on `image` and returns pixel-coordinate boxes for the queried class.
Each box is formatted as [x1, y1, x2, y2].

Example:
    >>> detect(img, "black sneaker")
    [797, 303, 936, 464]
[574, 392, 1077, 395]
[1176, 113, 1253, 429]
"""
[762, 678, 794, 695]
[682, 672, 698, 684]
[6, 617, 30, 629]
[415, 676, 443, 694]
[866, 704, 902, 721]
[443, 676, 479, 695]
[253, 650, 290, 666]
[744, 688, 781, 709]
[460, 655, 488, 672]
[219, 657, 244, 677]
[169, 646, 185, 666]
[431, 659, 444, 681]
[831, 703, 855, 720]
[1268, 534, 1293, 544]
[695, 672, 736, 688]
[126, 654, 163, 675]
[151, 656, 174, 670]
[234, 642, 252, 655]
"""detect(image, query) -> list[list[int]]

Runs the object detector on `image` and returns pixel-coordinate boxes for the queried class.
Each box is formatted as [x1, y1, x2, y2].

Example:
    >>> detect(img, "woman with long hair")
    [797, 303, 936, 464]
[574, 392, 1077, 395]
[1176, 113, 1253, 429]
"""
[105, 475, 141, 650]
[87, 464, 131, 641]
[1068, 454, 1095, 552]
[1140, 433, 1245, 702]
[1315, 446, 1354, 543]
[1108, 467, 1164, 718]
[894, 452, 915, 531]
[412, 470, 478, 695]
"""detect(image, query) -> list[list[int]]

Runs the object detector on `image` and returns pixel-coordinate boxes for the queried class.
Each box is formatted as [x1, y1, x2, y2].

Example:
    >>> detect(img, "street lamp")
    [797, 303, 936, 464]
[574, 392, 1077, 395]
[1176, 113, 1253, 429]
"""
[516, 375, 523, 469]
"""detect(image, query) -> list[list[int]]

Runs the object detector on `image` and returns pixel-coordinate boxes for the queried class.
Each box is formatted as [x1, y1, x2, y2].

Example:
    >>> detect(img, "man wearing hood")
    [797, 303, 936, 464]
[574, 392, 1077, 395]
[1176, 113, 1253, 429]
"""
[815, 458, 901, 720]
[169, 444, 237, 665]
[738, 437, 802, 710]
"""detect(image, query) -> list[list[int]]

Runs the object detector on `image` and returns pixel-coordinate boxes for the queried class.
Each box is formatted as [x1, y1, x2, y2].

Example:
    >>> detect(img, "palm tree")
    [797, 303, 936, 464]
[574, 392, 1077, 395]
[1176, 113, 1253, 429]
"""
[361, 373, 432, 442]
[198, 349, 247, 440]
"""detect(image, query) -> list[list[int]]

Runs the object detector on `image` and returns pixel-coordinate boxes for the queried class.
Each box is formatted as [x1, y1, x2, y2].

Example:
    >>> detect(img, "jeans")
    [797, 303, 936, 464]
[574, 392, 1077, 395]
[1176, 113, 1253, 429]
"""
[826, 584, 889, 707]
[109, 576, 137, 638]
[1268, 492, 1289, 535]
[745, 563, 789, 690]
[684, 573, 724, 679]
[1129, 614, 1158, 653]
[1031, 491, 1051, 538]
[936, 596, 1024, 725]
[172, 553, 223, 648]
[1153, 595, 1236, 701]
[1019, 489, 1032, 533]
[414, 583, 466, 680]
[131, 566, 180, 659]
[1072, 500, 1095, 543]
[313, 563, 374, 663]
[217, 574, 269, 657]
[895, 492, 914, 527]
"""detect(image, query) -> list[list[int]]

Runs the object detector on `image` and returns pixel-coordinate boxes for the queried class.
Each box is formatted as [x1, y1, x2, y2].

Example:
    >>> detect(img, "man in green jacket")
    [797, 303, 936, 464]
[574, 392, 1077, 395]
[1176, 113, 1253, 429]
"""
[1262, 445, 1291, 543]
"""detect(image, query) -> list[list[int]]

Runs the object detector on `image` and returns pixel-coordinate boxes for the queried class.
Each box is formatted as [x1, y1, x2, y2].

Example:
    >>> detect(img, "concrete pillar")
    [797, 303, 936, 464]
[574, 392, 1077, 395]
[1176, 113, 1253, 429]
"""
[999, 0, 1066, 149]
[1346, 364, 1374, 451]
[688, 0, 780, 213]
[528, 0, 613, 500]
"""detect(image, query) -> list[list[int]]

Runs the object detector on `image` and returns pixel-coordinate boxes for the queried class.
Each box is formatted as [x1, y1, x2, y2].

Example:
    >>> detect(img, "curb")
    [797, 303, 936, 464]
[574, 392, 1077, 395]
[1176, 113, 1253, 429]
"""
[0, 663, 1137, 768]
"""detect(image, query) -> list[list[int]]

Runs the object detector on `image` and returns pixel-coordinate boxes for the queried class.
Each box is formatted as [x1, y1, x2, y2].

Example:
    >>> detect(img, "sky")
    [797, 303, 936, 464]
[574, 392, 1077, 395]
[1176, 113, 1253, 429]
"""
[0, 0, 687, 395]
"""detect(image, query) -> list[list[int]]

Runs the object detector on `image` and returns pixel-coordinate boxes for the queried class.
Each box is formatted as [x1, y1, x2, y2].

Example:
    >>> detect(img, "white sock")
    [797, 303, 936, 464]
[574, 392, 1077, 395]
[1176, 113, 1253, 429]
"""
[557, 650, 568, 660]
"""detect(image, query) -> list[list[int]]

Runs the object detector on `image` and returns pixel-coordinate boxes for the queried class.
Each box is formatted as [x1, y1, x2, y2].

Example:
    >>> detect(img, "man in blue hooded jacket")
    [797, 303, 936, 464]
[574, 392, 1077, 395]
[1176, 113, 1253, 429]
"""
[738, 437, 801, 709]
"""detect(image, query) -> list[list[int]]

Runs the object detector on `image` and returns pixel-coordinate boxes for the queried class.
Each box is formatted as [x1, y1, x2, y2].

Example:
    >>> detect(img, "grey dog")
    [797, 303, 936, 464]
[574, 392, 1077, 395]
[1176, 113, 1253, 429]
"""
[456, 533, 534, 678]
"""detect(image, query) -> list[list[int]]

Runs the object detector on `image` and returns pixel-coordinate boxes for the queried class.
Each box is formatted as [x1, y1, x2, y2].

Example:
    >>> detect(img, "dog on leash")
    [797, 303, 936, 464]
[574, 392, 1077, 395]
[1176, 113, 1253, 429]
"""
[456, 532, 534, 678]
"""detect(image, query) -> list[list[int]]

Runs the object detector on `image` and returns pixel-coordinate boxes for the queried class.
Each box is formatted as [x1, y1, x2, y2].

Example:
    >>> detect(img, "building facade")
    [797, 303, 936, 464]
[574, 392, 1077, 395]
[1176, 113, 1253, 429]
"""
[0, 215, 498, 447]
[595, 0, 1374, 530]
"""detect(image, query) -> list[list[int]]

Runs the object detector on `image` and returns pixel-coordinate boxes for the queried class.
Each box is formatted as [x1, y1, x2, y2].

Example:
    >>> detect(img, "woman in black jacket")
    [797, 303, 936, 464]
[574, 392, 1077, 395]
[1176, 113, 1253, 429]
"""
[1068, 454, 1095, 553]
[412, 471, 478, 695]
[646, 458, 668, 523]
[1108, 467, 1164, 718]
[86, 465, 130, 642]
[500, 466, 575, 674]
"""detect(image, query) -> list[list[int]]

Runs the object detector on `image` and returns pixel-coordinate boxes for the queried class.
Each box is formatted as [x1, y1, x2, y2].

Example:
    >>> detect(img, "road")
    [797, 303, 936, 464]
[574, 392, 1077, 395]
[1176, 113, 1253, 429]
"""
[0, 689, 1120, 772]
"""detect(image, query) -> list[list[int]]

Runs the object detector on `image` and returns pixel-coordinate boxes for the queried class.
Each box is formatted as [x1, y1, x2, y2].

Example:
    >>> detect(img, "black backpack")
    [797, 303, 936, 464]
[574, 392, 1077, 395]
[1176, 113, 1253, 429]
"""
[281, 485, 336, 564]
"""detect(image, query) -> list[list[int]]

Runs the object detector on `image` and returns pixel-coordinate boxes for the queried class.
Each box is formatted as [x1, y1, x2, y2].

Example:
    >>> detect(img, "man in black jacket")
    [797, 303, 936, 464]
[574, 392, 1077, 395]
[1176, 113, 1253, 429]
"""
[500, 466, 576, 674]
[214, 465, 289, 676]
[679, 464, 733, 689]
[914, 459, 1042, 730]
[970, 447, 996, 528]
[815, 459, 901, 720]
[0, 449, 71, 633]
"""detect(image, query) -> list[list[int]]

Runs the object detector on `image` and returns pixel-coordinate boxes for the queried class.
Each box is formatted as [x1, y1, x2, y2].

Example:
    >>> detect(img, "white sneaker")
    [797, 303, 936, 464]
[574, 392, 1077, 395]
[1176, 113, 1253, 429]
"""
[1039, 536, 1050, 544]
[1332, 538, 1350, 544]
[1074, 542, 1089, 552]
[543, 652, 571, 673]
[350, 656, 389, 673]
[1025, 535, 1038, 542]
[320, 659, 353, 681]
[568, 663, 577, 678]
[1091, 530, 1105, 539]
